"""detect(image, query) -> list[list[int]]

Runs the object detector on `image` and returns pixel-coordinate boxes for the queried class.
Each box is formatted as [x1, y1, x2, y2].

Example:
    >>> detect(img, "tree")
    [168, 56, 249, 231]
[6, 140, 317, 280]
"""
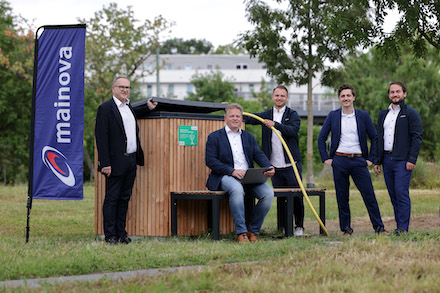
[186, 71, 237, 102]
[0, 0, 34, 184]
[241, 0, 375, 186]
[323, 45, 440, 161]
[78, 3, 172, 179]
[212, 43, 248, 55]
[160, 38, 213, 54]
[250, 79, 273, 111]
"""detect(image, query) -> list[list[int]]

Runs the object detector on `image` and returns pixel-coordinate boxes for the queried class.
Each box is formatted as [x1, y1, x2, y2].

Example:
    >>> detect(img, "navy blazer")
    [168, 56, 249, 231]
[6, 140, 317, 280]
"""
[244, 107, 301, 165]
[317, 108, 377, 162]
[375, 101, 422, 165]
[205, 127, 272, 191]
[95, 98, 149, 176]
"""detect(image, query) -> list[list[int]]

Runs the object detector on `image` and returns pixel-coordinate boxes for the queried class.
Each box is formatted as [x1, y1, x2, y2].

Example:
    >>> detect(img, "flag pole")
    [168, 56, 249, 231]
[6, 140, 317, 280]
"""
[26, 26, 44, 243]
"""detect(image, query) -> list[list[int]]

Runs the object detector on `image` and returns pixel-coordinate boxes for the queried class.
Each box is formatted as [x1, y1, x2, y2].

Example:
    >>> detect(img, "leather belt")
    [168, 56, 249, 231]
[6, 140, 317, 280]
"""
[384, 151, 392, 155]
[124, 152, 136, 157]
[335, 152, 362, 158]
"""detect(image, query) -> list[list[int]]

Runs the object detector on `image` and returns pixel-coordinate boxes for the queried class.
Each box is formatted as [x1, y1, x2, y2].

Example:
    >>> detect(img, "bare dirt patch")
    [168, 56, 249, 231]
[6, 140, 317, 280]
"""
[304, 214, 440, 236]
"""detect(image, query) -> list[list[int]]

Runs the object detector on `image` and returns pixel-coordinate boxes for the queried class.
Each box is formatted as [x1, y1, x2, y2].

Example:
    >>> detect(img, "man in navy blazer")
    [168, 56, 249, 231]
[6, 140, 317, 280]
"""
[374, 81, 422, 236]
[206, 103, 275, 243]
[318, 84, 388, 236]
[95, 76, 157, 244]
[244, 85, 304, 236]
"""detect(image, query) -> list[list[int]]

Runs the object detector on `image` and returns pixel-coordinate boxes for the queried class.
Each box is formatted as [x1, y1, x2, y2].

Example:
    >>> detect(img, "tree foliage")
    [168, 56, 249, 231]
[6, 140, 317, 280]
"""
[186, 71, 237, 103]
[212, 43, 248, 55]
[250, 79, 273, 111]
[373, 0, 440, 58]
[0, 0, 34, 184]
[323, 45, 440, 160]
[79, 3, 172, 179]
[160, 38, 213, 54]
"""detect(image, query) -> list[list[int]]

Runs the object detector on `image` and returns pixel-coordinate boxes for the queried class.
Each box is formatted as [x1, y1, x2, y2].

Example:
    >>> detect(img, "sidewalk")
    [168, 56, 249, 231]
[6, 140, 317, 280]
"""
[0, 264, 206, 288]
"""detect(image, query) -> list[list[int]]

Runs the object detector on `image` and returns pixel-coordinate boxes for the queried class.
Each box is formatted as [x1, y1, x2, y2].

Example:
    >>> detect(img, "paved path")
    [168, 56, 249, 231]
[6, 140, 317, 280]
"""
[0, 264, 207, 288]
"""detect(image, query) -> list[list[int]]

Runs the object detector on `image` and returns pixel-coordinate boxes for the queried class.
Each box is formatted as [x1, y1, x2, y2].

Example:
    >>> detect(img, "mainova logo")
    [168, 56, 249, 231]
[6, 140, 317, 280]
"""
[42, 146, 75, 187]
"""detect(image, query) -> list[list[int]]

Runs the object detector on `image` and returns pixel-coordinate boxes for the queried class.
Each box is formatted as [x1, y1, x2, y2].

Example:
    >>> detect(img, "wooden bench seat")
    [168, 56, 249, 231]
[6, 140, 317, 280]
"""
[171, 188, 326, 240]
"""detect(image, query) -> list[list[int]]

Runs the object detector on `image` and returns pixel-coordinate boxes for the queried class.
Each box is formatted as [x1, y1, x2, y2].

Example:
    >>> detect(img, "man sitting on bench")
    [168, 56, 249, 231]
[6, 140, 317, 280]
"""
[205, 103, 275, 243]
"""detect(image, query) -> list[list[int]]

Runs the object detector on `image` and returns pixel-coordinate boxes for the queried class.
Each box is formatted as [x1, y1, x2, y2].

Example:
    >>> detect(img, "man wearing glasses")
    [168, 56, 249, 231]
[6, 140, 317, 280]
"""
[95, 76, 157, 244]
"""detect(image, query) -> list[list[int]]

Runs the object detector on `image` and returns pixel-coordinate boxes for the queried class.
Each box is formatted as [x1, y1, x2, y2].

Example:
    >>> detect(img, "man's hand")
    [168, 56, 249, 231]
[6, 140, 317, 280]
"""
[264, 166, 275, 177]
[374, 165, 381, 175]
[366, 160, 373, 167]
[263, 119, 275, 128]
[147, 97, 158, 110]
[324, 159, 332, 166]
[406, 162, 416, 171]
[231, 169, 246, 180]
[101, 166, 111, 177]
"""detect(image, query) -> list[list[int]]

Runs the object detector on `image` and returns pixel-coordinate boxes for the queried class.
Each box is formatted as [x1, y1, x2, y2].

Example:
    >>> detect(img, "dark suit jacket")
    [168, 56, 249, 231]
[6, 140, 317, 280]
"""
[375, 101, 422, 165]
[317, 108, 377, 162]
[205, 127, 272, 191]
[244, 107, 301, 165]
[95, 98, 149, 177]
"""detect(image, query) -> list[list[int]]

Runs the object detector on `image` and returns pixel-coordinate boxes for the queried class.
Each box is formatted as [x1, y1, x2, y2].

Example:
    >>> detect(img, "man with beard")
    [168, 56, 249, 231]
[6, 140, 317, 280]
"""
[374, 81, 423, 236]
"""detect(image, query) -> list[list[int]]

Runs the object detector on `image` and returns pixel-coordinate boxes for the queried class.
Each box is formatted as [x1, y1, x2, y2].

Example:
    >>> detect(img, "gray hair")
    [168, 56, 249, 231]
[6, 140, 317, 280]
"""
[225, 103, 243, 115]
[113, 76, 129, 86]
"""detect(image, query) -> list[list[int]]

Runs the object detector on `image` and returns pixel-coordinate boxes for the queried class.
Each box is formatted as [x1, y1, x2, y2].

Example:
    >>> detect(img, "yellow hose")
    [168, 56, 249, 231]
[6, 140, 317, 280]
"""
[243, 112, 329, 236]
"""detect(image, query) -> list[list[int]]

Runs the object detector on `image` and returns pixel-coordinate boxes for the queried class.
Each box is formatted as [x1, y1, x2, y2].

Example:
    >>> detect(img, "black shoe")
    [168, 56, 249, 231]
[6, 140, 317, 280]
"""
[105, 237, 119, 245]
[119, 236, 132, 244]
[393, 229, 408, 236]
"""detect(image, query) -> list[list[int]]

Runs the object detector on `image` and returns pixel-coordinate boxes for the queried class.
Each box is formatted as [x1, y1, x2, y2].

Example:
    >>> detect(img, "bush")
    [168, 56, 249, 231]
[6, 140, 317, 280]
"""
[410, 158, 440, 189]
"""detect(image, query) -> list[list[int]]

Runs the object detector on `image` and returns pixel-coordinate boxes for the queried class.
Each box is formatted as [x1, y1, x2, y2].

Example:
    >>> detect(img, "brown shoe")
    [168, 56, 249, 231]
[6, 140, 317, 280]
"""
[246, 231, 259, 243]
[377, 230, 391, 236]
[237, 233, 250, 243]
[341, 232, 351, 237]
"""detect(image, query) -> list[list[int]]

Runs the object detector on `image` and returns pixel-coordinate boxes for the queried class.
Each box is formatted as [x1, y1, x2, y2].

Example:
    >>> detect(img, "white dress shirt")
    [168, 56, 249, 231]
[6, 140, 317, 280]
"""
[225, 125, 249, 171]
[336, 111, 362, 154]
[113, 96, 137, 154]
[270, 106, 291, 168]
[383, 104, 401, 152]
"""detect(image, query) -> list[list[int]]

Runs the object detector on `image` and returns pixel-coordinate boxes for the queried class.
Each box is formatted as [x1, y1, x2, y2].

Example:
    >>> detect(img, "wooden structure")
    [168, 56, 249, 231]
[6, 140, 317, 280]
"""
[95, 98, 234, 237]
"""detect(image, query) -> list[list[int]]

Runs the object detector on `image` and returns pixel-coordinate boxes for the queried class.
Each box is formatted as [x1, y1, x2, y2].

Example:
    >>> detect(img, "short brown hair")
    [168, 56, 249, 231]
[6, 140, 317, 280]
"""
[273, 85, 288, 95]
[338, 84, 356, 97]
[388, 81, 407, 93]
[225, 103, 243, 115]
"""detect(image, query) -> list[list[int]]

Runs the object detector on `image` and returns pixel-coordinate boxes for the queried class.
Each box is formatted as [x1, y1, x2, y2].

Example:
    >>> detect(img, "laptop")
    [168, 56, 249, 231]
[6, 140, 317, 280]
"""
[240, 168, 271, 185]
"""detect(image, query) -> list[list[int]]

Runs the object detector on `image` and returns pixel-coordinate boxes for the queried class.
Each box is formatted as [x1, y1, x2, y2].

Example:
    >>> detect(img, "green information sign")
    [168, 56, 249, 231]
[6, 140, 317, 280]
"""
[178, 125, 198, 146]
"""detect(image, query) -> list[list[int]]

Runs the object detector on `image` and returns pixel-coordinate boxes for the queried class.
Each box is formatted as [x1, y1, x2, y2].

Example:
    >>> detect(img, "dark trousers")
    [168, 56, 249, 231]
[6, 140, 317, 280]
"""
[382, 154, 413, 231]
[103, 156, 137, 240]
[332, 155, 384, 232]
[271, 164, 304, 228]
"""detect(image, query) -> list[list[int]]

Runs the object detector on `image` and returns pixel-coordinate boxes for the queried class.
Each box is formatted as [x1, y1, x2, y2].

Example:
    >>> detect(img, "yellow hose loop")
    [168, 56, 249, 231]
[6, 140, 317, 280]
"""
[243, 112, 329, 236]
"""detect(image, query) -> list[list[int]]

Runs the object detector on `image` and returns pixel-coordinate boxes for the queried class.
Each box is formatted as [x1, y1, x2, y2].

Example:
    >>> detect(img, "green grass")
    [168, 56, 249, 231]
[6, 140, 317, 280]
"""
[0, 183, 439, 292]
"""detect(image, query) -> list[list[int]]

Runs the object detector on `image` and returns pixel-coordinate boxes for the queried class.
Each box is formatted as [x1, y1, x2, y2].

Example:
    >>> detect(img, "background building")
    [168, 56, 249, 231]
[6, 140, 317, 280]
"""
[138, 54, 339, 120]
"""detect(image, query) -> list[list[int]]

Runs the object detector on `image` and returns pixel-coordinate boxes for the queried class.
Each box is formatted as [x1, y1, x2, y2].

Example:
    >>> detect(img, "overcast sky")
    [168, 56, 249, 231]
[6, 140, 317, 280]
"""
[10, 0, 398, 48]
[10, 0, 255, 47]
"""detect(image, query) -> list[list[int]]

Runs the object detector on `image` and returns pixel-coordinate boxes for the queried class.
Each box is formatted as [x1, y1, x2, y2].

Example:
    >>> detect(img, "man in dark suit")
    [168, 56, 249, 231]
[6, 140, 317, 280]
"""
[374, 81, 423, 236]
[206, 103, 275, 243]
[244, 85, 304, 236]
[318, 84, 389, 236]
[95, 76, 157, 244]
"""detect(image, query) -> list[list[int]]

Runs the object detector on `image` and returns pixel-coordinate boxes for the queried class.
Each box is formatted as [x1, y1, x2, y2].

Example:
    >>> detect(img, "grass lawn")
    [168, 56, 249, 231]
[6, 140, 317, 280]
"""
[0, 183, 439, 291]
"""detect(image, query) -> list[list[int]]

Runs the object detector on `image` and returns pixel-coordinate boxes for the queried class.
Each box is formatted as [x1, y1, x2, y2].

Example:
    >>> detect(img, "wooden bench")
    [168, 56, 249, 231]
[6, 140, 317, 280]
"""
[170, 188, 326, 240]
